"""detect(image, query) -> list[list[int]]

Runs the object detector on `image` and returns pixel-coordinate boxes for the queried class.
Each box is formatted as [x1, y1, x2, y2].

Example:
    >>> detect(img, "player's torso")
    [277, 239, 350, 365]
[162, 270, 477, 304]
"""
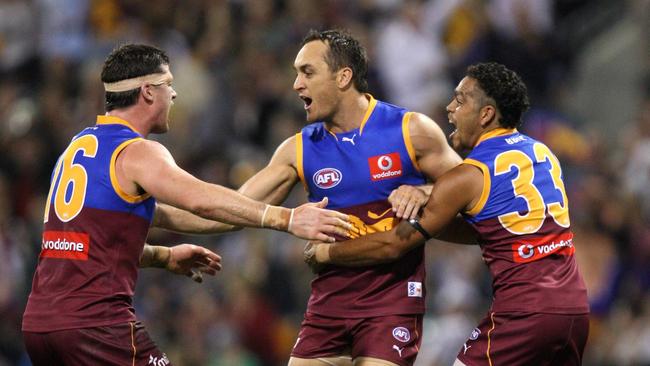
[23, 116, 156, 332]
[462, 129, 589, 314]
[298, 97, 427, 317]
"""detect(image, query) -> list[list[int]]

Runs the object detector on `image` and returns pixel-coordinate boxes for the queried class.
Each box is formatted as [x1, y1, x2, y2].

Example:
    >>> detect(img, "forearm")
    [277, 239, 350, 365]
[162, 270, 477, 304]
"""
[434, 215, 478, 245]
[191, 183, 292, 231]
[318, 223, 423, 267]
[153, 203, 241, 234]
[139, 244, 171, 268]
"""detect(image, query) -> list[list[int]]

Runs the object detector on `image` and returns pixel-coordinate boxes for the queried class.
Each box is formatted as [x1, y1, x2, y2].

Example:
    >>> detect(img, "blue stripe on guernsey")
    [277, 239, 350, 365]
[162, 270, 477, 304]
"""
[463, 129, 569, 227]
[302, 97, 426, 209]
[54, 116, 155, 221]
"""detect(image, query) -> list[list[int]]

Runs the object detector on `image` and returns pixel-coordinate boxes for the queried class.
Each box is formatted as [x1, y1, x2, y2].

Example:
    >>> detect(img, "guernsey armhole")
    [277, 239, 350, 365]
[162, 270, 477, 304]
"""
[295, 132, 308, 192]
[401, 112, 421, 172]
[463, 159, 490, 216]
[110, 138, 151, 203]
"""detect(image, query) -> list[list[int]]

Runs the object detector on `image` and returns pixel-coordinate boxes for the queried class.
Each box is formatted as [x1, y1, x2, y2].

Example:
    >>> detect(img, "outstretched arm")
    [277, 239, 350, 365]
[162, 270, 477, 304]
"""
[117, 138, 351, 242]
[305, 164, 483, 267]
[152, 203, 241, 234]
[140, 243, 222, 283]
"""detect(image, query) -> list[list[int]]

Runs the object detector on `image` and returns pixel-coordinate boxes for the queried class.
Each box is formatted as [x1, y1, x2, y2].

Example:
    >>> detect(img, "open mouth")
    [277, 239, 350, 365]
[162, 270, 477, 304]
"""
[300, 96, 313, 110]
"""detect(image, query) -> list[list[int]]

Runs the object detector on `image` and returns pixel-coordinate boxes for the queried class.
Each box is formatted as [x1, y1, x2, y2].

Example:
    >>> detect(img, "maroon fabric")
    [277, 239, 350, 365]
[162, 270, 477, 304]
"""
[23, 206, 150, 332]
[467, 216, 589, 314]
[457, 312, 589, 366]
[308, 200, 426, 318]
[291, 312, 423, 366]
[23, 321, 172, 366]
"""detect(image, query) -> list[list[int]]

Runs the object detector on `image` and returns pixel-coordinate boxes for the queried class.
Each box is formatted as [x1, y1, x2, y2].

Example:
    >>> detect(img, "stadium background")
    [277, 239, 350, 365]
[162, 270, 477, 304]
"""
[0, 0, 648, 365]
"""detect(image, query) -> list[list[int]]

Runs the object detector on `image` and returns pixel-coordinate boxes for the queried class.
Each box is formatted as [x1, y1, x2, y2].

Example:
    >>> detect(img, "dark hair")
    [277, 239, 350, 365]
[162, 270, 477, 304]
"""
[101, 44, 170, 111]
[466, 62, 530, 129]
[301, 29, 369, 93]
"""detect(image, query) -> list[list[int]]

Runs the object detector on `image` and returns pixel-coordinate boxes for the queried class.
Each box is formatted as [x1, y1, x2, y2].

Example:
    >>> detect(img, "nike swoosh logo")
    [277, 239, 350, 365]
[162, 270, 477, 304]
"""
[367, 208, 392, 220]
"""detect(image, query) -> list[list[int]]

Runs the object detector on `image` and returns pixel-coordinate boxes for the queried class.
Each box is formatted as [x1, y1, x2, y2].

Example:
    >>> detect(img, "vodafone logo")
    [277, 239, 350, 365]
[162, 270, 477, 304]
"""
[41, 231, 90, 260]
[377, 155, 393, 171]
[313, 168, 342, 189]
[369, 152, 402, 181]
[518, 244, 534, 259]
[512, 232, 575, 263]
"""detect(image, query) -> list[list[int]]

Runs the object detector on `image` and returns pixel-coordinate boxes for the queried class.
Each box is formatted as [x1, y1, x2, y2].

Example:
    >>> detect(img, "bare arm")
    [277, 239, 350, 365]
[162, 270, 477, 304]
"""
[388, 113, 462, 220]
[307, 164, 483, 267]
[152, 203, 241, 234]
[238, 136, 301, 204]
[117, 138, 350, 241]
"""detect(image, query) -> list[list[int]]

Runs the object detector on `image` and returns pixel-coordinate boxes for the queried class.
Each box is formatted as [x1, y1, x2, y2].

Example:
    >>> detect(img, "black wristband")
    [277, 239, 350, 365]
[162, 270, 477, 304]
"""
[407, 218, 433, 240]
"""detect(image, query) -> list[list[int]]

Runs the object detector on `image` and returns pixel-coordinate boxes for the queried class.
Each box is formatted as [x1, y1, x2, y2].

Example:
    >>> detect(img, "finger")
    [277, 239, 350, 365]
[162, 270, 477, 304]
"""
[395, 199, 408, 218]
[325, 216, 356, 232]
[314, 197, 328, 208]
[187, 270, 203, 283]
[403, 200, 418, 220]
[314, 232, 335, 243]
[200, 248, 222, 262]
[197, 266, 218, 276]
[319, 223, 349, 238]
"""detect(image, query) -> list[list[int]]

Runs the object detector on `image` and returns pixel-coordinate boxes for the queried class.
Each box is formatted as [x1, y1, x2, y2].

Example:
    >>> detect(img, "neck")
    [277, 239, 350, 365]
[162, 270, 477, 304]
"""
[326, 92, 369, 134]
[106, 107, 151, 137]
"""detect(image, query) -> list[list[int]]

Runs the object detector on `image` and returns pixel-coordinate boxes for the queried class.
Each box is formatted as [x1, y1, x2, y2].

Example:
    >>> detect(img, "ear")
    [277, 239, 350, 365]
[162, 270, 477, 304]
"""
[336, 67, 353, 89]
[479, 105, 496, 128]
[141, 84, 155, 103]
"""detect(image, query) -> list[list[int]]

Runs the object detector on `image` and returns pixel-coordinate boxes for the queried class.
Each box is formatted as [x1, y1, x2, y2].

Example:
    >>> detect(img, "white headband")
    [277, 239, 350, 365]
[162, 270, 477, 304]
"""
[103, 73, 169, 93]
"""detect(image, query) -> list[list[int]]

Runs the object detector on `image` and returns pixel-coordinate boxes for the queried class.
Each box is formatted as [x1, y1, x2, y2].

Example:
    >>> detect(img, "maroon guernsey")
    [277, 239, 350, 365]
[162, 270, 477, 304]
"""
[462, 128, 589, 314]
[22, 116, 156, 332]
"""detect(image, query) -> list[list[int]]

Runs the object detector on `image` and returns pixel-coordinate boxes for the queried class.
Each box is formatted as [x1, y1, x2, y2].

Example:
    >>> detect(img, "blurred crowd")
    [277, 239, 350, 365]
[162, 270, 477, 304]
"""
[0, 0, 649, 365]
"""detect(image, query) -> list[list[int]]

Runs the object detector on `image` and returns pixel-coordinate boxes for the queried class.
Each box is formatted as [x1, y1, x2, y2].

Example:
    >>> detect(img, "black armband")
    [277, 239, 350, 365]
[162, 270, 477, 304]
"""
[407, 218, 433, 240]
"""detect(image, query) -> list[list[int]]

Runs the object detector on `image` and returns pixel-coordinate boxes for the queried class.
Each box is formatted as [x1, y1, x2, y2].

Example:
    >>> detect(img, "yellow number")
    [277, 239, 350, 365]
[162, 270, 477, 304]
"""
[494, 143, 570, 235]
[44, 135, 98, 223]
[494, 150, 546, 234]
[534, 144, 570, 227]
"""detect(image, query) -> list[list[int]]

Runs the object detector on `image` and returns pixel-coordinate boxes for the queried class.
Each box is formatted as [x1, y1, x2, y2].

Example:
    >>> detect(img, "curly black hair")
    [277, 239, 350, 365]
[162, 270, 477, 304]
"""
[466, 62, 530, 129]
[301, 29, 369, 93]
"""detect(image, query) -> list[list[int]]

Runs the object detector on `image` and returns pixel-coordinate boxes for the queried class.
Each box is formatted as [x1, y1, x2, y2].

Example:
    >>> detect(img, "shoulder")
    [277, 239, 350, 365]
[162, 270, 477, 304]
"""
[269, 134, 298, 166]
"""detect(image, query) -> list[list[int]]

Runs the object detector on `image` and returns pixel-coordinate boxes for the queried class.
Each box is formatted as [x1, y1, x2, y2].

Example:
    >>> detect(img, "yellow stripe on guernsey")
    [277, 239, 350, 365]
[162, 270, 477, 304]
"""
[295, 132, 307, 191]
[463, 158, 491, 216]
[96, 114, 139, 131]
[110, 138, 151, 203]
[401, 112, 421, 172]
[358, 94, 377, 135]
[474, 127, 517, 147]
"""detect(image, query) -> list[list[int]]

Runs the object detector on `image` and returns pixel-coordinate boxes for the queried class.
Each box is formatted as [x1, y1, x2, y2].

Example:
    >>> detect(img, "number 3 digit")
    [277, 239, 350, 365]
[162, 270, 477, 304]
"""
[494, 143, 570, 235]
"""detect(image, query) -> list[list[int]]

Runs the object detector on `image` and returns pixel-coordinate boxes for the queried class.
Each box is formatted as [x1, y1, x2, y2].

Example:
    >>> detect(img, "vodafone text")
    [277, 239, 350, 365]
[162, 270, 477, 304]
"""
[512, 232, 574, 263]
[41, 231, 90, 260]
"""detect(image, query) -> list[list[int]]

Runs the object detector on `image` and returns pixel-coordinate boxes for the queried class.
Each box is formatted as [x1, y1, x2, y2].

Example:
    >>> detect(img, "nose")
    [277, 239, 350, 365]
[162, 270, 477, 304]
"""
[171, 88, 177, 100]
[293, 74, 304, 92]
[445, 99, 455, 113]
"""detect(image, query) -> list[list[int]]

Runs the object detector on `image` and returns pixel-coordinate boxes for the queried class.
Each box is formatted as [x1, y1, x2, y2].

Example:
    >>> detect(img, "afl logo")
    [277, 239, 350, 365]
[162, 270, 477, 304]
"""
[377, 155, 393, 171]
[313, 168, 342, 189]
[392, 327, 410, 343]
[518, 244, 534, 259]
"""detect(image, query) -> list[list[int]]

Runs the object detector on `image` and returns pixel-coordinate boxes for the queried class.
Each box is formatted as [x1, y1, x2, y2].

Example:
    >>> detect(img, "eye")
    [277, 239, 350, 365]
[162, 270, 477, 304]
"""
[455, 96, 463, 105]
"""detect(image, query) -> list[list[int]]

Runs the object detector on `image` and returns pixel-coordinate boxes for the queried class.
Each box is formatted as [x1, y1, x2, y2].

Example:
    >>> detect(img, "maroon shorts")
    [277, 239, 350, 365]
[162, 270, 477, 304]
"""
[23, 321, 171, 366]
[457, 312, 589, 366]
[291, 312, 423, 366]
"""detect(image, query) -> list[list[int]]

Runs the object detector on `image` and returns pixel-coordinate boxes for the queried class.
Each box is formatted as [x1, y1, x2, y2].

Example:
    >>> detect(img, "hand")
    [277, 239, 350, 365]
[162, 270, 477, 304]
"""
[289, 197, 356, 242]
[388, 185, 429, 220]
[166, 244, 222, 283]
[304, 241, 327, 273]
